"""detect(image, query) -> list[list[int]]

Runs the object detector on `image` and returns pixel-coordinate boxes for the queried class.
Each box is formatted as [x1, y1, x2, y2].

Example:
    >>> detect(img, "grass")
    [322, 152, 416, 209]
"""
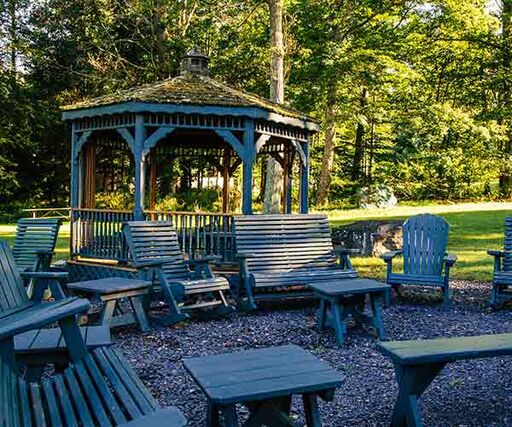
[318, 201, 512, 282]
[1, 201, 511, 282]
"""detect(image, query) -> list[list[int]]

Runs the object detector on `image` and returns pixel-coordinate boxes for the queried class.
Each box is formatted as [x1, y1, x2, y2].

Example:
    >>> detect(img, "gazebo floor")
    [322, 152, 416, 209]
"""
[107, 279, 512, 427]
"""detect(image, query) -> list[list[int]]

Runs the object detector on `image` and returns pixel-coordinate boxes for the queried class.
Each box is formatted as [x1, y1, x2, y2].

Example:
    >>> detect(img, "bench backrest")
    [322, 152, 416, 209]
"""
[0, 240, 30, 315]
[402, 214, 449, 276]
[502, 217, 512, 272]
[122, 221, 190, 280]
[0, 346, 160, 427]
[13, 218, 62, 272]
[233, 214, 338, 273]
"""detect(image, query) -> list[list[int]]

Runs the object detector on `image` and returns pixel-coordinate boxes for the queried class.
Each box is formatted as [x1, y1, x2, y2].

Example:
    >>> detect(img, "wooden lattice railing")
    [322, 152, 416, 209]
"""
[71, 208, 234, 263]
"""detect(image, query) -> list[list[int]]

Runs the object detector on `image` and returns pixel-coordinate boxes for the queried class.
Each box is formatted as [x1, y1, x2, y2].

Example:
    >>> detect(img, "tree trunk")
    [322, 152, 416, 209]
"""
[501, 0, 512, 197]
[316, 90, 337, 206]
[263, 0, 284, 213]
[352, 87, 368, 182]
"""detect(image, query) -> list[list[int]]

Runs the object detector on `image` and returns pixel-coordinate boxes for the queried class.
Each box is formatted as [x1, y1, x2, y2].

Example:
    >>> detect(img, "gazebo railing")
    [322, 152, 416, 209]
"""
[71, 208, 234, 263]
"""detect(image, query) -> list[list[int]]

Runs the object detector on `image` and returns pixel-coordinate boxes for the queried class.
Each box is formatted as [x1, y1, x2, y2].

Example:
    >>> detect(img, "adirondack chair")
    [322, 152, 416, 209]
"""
[123, 221, 234, 325]
[232, 214, 359, 310]
[381, 214, 457, 308]
[13, 218, 62, 272]
[488, 217, 512, 308]
[0, 344, 187, 427]
[0, 240, 91, 366]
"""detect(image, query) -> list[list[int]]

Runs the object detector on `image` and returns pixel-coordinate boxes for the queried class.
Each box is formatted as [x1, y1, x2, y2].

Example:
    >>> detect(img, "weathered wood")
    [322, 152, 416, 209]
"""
[0, 346, 187, 427]
[309, 278, 389, 345]
[184, 345, 342, 427]
[233, 214, 358, 309]
[378, 333, 512, 427]
[488, 217, 512, 307]
[381, 214, 456, 308]
[123, 221, 234, 322]
[13, 218, 62, 273]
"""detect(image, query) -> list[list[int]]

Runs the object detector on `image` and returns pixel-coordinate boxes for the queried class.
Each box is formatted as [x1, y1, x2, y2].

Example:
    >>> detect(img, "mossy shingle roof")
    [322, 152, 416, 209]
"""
[63, 73, 315, 122]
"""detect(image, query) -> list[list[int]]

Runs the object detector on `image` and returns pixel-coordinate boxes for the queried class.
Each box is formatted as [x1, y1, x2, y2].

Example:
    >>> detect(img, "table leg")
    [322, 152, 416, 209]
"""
[58, 316, 87, 361]
[130, 295, 150, 331]
[100, 299, 116, 326]
[244, 398, 293, 427]
[317, 299, 327, 331]
[220, 404, 239, 427]
[303, 393, 322, 427]
[391, 362, 446, 427]
[369, 293, 386, 340]
[206, 402, 221, 427]
[331, 302, 347, 345]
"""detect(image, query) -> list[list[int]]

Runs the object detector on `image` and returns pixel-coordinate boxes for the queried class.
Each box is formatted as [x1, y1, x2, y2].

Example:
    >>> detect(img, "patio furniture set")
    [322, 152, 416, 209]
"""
[1, 213, 511, 426]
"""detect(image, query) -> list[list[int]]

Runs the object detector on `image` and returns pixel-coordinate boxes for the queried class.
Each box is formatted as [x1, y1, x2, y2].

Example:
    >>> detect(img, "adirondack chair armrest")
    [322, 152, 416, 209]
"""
[443, 253, 457, 266]
[380, 250, 402, 262]
[132, 257, 175, 268]
[20, 271, 68, 281]
[487, 249, 512, 257]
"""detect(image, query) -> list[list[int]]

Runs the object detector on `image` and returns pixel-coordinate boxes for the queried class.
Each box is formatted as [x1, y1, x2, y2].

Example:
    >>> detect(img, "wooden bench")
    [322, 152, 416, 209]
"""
[232, 214, 358, 310]
[13, 218, 62, 272]
[123, 221, 234, 324]
[0, 345, 187, 427]
[378, 333, 512, 427]
[488, 217, 512, 307]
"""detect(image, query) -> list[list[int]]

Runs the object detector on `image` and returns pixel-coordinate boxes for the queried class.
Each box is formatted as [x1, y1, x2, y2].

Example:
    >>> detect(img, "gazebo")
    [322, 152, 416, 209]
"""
[62, 49, 319, 269]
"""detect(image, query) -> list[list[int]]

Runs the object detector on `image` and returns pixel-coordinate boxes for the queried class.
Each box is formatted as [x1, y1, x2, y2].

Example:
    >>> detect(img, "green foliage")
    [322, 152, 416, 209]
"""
[155, 188, 222, 212]
[95, 191, 134, 211]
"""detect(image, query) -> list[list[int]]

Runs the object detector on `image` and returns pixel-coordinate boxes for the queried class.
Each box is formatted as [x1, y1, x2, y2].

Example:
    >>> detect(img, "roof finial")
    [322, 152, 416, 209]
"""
[180, 47, 209, 76]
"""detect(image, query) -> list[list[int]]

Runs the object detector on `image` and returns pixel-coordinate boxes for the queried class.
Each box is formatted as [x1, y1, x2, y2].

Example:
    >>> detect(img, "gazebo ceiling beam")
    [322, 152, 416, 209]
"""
[116, 127, 136, 153]
[142, 126, 175, 156]
[72, 130, 93, 161]
[214, 130, 247, 162]
[255, 134, 272, 154]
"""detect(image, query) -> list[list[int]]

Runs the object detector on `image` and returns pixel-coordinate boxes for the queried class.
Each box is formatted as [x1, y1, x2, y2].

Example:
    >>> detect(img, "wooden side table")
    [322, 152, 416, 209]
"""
[184, 345, 343, 427]
[309, 278, 390, 345]
[67, 277, 152, 331]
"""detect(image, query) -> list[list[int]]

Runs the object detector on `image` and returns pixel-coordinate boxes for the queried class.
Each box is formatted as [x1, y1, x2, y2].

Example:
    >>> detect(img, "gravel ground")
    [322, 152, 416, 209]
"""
[113, 281, 512, 426]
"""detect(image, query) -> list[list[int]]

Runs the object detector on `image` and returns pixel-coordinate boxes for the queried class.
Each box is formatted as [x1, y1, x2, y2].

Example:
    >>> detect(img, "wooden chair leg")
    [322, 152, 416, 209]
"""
[220, 404, 239, 427]
[100, 300, 116, 326]
[130, 295, 150, 332]
[442, 277, 451, 309]
[317, 299, 327, 331]
[206, 403, 221, 427]
[58, 316, 87, 362]
[331, 303, 347, 346]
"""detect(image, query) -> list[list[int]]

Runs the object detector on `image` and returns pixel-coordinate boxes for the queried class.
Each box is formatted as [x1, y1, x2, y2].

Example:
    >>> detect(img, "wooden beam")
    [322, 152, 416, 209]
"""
[143, 127, 175, 156]
[255, 134, 272, 154]
[149, 150, 157, 212]
[214, 130, 246, 161]
[133, 115, 145, 220]
[242, 120, 256, 214]
[222, 150, 231, 214]
[299, 139, 310, 213]
[116, 127, 136, 152]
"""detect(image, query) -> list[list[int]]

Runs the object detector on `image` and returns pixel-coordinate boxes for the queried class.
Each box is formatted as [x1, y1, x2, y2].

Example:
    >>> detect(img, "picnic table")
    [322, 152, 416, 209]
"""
[378, 333, 512, 427]
[184, 344, 343, 427]
[309, 278, 390, 345]
[67, 277, 152, 331]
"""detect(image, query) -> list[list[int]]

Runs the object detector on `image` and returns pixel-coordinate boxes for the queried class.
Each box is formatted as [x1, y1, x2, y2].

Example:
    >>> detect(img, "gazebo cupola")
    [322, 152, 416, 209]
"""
[62, 49, 319, 263]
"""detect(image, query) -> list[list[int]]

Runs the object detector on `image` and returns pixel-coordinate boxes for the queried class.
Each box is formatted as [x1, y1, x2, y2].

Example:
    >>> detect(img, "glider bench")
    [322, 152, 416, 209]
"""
[378, 333, 512, 427]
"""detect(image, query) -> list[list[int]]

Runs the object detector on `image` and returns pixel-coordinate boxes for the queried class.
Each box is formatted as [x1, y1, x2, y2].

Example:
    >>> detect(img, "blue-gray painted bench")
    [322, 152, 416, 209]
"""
[378, 333, 512, 427]
[13, 218, 62, 272]
[381, 214, 457, 308]
[184, 344, 343, 426]
[488, 217, 512, 308]
[232, 214, 358, 310]
[123, 221, 234, 324]
[0, 345, 187, 427]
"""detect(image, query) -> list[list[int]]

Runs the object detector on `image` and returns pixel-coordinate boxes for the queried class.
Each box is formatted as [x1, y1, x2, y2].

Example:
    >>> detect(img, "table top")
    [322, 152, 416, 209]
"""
[184, 345, 343, 405]
[67, 277, 152, 294]
[308, 278, 390, 296]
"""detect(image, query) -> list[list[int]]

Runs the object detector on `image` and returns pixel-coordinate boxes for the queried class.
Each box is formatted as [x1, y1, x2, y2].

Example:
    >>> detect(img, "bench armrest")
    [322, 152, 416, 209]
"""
[20, 271, 68, 281]
[443, 253, 457, 267]
[487, 249, 512, 257]
[381, 250, 402, 262]
[132, 257, 174, 268]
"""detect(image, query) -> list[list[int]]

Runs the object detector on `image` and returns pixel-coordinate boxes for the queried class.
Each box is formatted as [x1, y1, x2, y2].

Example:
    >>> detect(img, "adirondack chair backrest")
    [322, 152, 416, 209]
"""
[402, 214, 449, 276]
[122, 221, 190, 280]
[502, 217, 512, 272]
[13, 218, 62, 271]
[0, 240, 30, 315]
[233, 214, 337, 273]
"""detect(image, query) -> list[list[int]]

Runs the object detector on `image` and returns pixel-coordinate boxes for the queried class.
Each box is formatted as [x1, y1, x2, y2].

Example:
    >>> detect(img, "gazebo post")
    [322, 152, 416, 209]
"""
[222, 150, 230, 214]
[242, 120, 255, 215]
[133, 114, 146, 220]
[299, 138, 310, 214]
[70, 123, 80, 209]
[284, 149, 293, 214]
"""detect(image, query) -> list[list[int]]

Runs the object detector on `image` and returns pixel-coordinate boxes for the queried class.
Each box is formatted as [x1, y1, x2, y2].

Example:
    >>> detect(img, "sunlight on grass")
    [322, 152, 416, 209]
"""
[0, 202, 510, 282]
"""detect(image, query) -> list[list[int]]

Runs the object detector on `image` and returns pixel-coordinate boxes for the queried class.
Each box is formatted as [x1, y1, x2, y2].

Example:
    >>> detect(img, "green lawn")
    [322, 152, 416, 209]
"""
[1, 201, 511, 282]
